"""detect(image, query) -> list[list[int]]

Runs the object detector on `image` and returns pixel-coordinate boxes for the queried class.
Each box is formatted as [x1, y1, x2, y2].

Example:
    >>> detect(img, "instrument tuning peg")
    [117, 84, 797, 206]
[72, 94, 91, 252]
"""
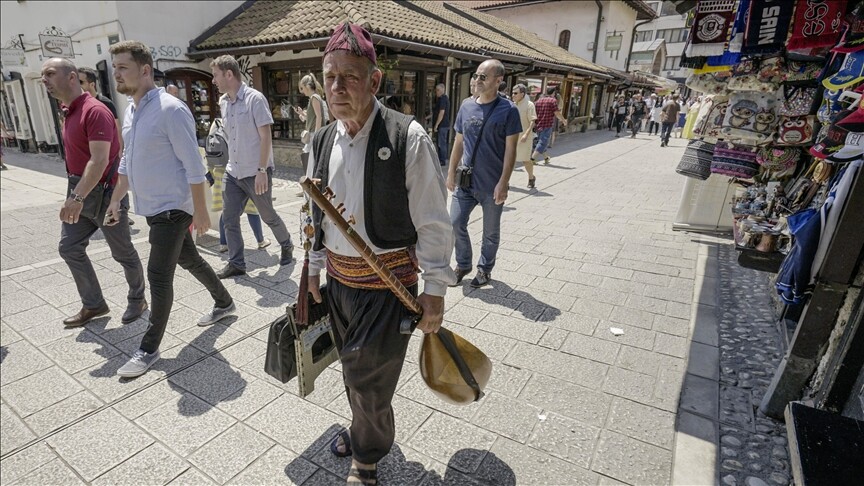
[347, 215, 356, 225]
[336, 202, 346, 215]
[323, 187, 335, 200]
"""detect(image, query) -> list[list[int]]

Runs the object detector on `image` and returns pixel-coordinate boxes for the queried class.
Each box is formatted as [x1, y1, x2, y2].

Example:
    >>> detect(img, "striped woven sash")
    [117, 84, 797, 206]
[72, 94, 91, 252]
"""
[326, 247, 419, 290]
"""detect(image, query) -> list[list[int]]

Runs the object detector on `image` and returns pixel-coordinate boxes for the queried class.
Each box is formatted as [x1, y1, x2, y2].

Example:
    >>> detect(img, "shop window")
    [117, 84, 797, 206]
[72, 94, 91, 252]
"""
[657, 28, 688, 44]
[558, 30, 571, 50]
[379, 69, 418, 117]
[664, 56, 681, 71]
[635, 30, 654, 43]
[163, 69, 218, 143]
[263, 68, 324, 141]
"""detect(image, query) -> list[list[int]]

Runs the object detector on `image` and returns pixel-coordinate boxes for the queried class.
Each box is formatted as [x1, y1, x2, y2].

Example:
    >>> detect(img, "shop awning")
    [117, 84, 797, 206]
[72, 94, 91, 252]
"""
[188, 0, 614, 79]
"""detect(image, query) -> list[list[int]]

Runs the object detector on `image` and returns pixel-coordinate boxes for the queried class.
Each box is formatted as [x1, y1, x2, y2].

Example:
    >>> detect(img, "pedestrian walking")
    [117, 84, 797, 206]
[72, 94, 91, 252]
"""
[304, 22, 455, 485]
[41, 57, 147, 328]
[77, 66, 123, 154]
[511, 83, 537, 188]
[628, 93, 647, 138]
[294, 72, 328, 175]
[105, 41, 235, 378]
[649, 96, 663, 135]
[210, 54, 295, 279]
[204, 119, 270, 253]
[660, 94, 682, 147]
[432, 83, 451, 169]
[531, 86, 567, 165]
[612, 95, 628, 137]
[447, 59, 522, 288]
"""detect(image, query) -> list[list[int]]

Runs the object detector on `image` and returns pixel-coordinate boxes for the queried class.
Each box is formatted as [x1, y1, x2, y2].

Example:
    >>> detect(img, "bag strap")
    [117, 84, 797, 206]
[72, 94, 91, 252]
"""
[467, 96, 502, 169]
[437, 328, 484, 402]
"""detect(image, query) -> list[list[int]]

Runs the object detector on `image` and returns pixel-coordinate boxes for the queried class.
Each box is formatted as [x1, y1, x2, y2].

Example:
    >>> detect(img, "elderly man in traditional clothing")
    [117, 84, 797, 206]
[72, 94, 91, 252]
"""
[304, 22, 455, 485]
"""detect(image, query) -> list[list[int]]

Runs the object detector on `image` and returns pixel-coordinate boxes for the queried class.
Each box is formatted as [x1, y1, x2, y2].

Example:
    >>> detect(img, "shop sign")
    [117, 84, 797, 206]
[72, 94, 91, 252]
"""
[39, 34, 74, 59]
[605, 35, 623, 51]
[1, 48, 27, 67]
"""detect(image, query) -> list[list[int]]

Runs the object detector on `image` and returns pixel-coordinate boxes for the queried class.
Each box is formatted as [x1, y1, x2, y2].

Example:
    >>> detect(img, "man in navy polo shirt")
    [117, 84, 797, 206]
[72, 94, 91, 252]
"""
[41, 57, 146, 327]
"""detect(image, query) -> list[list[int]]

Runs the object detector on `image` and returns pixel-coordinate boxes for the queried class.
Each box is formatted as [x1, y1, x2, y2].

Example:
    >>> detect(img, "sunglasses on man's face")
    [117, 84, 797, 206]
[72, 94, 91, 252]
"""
[471, 73, 489, 81]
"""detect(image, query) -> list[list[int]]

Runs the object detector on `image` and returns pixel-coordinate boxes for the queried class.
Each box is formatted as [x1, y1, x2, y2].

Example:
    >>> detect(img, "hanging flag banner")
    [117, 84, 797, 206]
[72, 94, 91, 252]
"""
[743, 0, 795, 54]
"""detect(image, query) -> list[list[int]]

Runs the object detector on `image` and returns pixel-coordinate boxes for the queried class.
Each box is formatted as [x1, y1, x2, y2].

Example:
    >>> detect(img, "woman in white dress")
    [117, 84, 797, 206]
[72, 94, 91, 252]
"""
[649, 96, 664, 136]
[512, 84, 538, 189]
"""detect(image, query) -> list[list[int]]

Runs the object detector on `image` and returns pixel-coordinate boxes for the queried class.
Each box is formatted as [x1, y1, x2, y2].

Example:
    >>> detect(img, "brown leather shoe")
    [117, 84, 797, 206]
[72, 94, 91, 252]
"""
[121, 301, 148, 324]
[63, 304, 110, 327]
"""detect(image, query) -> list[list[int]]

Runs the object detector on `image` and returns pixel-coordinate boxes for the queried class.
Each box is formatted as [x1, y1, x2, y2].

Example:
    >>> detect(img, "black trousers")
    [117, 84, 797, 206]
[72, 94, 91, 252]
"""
[327, 278, 416, 464]
[140, 210, 232, 353]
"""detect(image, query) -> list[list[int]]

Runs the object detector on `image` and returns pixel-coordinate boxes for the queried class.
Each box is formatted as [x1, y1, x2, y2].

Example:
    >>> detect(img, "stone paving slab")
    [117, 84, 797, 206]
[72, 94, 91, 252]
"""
[2, 131, 723, 485]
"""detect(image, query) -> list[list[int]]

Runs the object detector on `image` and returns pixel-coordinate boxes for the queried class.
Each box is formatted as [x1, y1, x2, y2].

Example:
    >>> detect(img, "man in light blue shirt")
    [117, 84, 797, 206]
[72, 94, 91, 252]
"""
[105, 41, 235, 378]
[210, 55, 294, 279]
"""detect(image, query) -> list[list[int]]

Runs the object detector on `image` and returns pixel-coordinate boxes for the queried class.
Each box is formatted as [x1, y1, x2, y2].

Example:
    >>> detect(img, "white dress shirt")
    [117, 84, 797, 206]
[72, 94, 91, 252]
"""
[306, 101, 456, 296]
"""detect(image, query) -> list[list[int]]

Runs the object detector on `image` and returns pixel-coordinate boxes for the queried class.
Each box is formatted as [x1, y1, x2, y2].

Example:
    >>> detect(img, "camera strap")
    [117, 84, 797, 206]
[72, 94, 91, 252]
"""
[466, 96, 502, 169]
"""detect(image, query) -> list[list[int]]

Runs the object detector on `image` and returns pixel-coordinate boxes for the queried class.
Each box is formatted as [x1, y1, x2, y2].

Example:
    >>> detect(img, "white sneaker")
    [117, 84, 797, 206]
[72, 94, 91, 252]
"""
[117, 349, 160, 378]
[258, 238, 271, 250]
[198, 302, 237, 326]
[219, 245, 228, 253]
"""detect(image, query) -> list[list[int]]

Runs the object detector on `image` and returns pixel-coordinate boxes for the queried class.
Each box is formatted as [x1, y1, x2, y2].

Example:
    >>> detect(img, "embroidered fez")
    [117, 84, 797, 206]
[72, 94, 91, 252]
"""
[325, 22, 376, 65]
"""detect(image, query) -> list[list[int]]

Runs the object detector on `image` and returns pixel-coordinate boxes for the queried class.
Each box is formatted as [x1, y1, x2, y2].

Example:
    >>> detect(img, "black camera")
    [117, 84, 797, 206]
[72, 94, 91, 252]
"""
[456, 165, 472, 190]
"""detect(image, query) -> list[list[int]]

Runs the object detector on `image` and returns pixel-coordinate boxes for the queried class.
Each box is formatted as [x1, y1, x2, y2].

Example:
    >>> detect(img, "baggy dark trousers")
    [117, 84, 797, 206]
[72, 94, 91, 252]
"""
[326, 278, 416, 464]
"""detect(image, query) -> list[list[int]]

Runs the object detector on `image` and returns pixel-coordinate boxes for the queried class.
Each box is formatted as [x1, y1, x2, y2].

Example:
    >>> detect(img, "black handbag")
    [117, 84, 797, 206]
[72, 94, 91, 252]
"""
[264, 287, 334, 384]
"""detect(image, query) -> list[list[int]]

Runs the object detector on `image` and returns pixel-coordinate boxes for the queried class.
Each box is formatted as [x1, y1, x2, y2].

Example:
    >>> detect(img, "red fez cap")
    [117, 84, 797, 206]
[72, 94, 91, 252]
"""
[324, 22, 376, 65]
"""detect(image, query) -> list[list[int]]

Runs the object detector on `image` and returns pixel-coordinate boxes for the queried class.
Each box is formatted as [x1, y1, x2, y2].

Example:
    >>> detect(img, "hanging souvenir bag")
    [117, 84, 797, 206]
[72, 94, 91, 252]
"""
[676, 140, 716, 180]
[722, 91, 781, 143]
[779, 85, 819, 117]
[711, 141, 760, 179]
[685, 72, 730, 95]
[694, 95, 730, 142]
[727, 58, 763, 91]
[775, 115, 817, 146]
[756, 147, 801, 181]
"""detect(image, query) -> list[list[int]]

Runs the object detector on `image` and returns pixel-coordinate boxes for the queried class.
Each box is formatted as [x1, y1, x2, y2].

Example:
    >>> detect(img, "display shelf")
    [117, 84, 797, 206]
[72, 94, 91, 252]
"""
[731, 217, 786, 273]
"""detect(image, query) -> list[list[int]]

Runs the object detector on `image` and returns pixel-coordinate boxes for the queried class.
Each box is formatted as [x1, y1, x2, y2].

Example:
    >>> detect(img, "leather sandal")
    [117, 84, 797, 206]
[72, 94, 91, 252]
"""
[330, 429, 352, 457]
[347, 466, 377, 485]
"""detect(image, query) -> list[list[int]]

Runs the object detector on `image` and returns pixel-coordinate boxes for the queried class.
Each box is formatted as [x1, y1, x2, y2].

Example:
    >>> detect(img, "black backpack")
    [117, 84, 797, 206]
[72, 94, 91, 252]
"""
[205, 119, 229, 167]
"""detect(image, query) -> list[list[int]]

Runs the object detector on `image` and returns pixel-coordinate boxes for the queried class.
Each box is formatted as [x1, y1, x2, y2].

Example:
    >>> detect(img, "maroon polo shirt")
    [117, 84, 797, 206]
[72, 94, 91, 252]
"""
[62, 92, 120, 184]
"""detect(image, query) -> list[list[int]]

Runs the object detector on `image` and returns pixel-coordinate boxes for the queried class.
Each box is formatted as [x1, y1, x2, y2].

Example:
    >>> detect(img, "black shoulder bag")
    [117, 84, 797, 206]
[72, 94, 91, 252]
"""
[457, 96, 502, 190]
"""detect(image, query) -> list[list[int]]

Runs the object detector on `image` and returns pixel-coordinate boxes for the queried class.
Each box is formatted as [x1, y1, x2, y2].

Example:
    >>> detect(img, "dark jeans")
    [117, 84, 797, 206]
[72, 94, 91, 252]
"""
[614, 114, 626, 134]
[630, 117, 643, 136]
[219, 213, 264, 245]
[327, 278, 415, 464]
[661, 121, 675, 144]
[140, 209, 232, 353]
[450, 188, 504, 273]
[222, 169, 292, 270]
[59, 195, 145, 309]
[436, 127, 450, 165]
[649, 121, 659, 135]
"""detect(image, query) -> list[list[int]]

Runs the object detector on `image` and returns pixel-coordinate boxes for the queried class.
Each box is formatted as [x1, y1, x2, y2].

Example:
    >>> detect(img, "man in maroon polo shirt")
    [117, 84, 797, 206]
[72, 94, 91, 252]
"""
[41, 58, 146, 327]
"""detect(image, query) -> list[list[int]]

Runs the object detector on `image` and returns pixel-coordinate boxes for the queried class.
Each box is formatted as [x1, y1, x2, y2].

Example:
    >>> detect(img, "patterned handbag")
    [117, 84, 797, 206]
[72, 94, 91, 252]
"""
[778, 85, 818, 117]
[775, 115, 817, 146]
[711, 141, 760, 179]
[676, 140, 716, 180]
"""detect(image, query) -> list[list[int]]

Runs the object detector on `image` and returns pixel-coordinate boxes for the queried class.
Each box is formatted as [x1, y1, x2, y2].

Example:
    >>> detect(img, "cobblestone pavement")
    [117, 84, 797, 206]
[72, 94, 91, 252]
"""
[2, 129, 742, 485]
[716, 246, 790, 486]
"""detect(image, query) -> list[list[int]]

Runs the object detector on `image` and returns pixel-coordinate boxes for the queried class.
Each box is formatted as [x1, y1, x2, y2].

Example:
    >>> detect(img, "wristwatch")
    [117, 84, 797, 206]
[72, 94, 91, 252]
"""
[257, 167, 267, 174]
[69, 193, 84, 203]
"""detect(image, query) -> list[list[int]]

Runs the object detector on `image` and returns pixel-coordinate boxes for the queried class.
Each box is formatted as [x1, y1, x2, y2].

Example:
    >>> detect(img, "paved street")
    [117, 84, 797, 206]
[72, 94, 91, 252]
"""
[0, 129, 778, 485]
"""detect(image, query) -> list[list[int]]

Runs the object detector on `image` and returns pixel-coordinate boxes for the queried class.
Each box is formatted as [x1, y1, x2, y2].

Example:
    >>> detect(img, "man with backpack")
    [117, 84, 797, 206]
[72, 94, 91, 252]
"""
[210, 55, 295, 279]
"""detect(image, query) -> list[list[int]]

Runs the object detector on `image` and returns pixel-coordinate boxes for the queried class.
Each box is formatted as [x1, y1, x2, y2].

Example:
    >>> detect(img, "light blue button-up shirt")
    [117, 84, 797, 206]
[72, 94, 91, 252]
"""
[119, 87, 207, 217]
[219, 83, 274, 179]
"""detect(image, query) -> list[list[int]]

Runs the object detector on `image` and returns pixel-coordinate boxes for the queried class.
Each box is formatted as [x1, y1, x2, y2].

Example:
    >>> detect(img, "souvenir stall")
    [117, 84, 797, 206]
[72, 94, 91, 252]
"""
[672, 1, 864, 481]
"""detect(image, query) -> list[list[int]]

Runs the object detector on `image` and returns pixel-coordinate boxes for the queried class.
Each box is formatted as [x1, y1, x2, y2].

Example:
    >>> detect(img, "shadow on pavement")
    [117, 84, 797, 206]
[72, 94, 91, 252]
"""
[0, 345, 7, 365]
[282, 424, 515, 485]
[460, 280, 560, 323]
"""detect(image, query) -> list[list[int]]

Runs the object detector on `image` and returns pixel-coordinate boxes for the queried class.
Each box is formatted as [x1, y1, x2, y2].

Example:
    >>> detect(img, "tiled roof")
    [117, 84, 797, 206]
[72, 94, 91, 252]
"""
[450, 0, 659, 20]
[191, 0, 614, 76]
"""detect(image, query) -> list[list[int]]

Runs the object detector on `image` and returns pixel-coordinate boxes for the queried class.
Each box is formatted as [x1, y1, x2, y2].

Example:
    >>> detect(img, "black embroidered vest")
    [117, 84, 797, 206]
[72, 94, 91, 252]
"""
[311, 106, 417, 251]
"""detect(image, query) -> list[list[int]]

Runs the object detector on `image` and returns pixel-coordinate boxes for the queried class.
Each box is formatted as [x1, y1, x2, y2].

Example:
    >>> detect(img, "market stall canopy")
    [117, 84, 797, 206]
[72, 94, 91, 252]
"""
[188, 0, 615, 79]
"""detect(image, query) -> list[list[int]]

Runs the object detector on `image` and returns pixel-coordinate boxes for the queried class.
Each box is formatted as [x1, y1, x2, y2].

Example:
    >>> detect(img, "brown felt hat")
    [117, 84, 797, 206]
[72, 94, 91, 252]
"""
[419, 327, 492, 405]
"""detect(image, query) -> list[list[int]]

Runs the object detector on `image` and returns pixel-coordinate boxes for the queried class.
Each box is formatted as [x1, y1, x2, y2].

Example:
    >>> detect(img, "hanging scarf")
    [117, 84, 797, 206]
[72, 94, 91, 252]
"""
[743, 0, 796, 54]
[787, 0, 848, 51]
[689, 0, 737, 57]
